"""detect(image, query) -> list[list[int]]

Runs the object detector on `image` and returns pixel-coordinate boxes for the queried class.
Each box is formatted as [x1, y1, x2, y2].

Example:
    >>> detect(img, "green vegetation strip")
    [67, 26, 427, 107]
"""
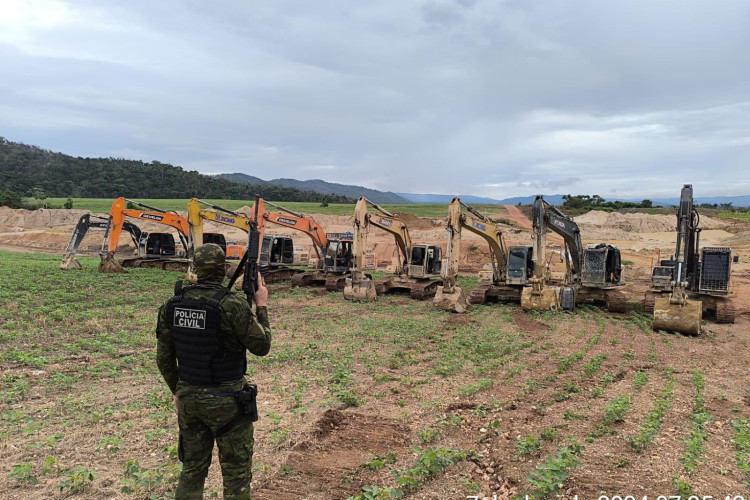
[346, 448, 475, 499]
[678, 371, 711, 473]
[731, 419, 750, 487]
[521, 440, 584, 500]
[626, 373, 676, 451]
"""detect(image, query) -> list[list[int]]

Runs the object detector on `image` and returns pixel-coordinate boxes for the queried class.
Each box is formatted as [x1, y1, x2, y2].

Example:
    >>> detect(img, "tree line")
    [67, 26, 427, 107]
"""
[561, 194, 656, 210]
[0, 137, 354, 207]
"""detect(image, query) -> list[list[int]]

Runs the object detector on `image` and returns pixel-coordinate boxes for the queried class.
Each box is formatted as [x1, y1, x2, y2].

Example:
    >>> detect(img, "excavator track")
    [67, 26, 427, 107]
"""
[264, 267, 306, 283]
[605, 290, 628, 313]
[325, 275, 348, 291]
[643, 291, 656, 314]
[715, 298, 736, 324]
[409, 280, 440, 300]
[469, 285, 491, 305]
[291, 273, 314, 287]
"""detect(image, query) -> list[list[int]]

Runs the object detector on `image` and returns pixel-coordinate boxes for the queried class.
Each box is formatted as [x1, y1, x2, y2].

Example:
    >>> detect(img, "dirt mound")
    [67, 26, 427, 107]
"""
[392, 212, 435, 230]
[574, 211, 729, 241]
[575, 210, 728, 233]
[722, 230, 750, 246]
[0, 207, 93, 230]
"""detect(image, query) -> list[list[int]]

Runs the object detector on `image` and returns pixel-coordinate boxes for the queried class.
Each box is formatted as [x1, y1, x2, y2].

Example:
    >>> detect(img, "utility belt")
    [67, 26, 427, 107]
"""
[209, 384, 258, 438]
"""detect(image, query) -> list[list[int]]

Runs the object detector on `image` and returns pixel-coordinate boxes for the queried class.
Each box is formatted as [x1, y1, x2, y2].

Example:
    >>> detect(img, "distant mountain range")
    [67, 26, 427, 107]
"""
[218, 173, 410, 204]
[219, 172, 750, 207]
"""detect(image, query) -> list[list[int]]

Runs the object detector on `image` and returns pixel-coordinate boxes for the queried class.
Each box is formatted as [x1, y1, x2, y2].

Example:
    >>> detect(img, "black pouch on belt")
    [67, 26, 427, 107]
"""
[234, 384, 258, 422]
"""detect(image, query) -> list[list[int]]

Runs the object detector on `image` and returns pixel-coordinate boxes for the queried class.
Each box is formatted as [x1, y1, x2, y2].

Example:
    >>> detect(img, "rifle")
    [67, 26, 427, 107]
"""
[228, 197, 267, 301]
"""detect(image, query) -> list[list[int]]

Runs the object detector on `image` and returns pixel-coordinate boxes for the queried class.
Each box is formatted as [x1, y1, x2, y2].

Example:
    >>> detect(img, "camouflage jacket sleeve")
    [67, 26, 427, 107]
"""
[155, 302, 179, 394]
[223, 297, 272, 357]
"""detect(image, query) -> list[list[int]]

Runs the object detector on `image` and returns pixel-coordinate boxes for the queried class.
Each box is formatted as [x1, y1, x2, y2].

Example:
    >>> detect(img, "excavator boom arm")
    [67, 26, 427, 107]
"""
[106, 197, 189, 254]
[531, 196, 583, 280]
[361, 198, 411, 269]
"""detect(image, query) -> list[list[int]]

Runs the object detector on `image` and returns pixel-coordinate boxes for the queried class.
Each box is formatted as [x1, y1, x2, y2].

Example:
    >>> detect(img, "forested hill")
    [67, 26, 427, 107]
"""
[219, 173, 410, 204]
[0, 138, 353, 203]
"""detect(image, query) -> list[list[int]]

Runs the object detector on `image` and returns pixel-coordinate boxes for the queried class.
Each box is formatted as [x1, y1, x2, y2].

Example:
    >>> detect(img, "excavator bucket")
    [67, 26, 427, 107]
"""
[60, 254, 82, 270]
[343, 276, 377, 301]
[433, 285, 469, 313]
[98, 251, 126, 273]
[521, 285, 560, 312]
[652, 294, 702, 335]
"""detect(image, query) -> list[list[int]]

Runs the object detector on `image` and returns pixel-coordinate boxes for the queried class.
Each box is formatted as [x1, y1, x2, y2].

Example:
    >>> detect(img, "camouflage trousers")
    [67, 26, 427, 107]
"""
[175, 386, 255, 500]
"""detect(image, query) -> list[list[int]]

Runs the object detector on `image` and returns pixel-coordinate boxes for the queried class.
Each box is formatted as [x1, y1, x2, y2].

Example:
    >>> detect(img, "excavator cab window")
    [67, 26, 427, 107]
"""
[202, 233, 227, 254]
[261, 235, 294, 266]
[425, 245, 441, 275]
[325, 240, 353, 271]
[144, 233, 176, 258]
[410, 246, 426, 266]
[508, 246, 533, 280]
[410, 245, 441, 275]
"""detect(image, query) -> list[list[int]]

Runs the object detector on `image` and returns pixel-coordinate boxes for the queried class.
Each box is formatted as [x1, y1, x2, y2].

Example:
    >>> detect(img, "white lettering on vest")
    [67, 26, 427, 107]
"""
[174, 307, 207, 329]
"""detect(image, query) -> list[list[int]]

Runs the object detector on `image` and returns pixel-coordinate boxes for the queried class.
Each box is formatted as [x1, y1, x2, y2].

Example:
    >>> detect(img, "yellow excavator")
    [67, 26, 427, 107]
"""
[521, 195, 626, 312]
[343, 196, 442, 301]
[646, 184, 734, 334]
[434, 198, 535, 313]
[188, 198, 301, 283]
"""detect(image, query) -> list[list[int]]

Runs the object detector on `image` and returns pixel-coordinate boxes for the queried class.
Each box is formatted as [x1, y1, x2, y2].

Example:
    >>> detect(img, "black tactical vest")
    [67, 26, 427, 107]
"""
[165, 282, 246, 386]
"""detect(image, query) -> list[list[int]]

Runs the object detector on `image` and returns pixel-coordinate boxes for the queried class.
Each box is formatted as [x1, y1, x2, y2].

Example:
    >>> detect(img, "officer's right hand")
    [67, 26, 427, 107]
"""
[253, 272, 268, 307]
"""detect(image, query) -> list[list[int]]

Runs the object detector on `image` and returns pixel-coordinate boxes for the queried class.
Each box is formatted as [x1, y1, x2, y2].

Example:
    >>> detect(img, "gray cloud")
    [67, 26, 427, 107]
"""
[0, 0, 749, 199]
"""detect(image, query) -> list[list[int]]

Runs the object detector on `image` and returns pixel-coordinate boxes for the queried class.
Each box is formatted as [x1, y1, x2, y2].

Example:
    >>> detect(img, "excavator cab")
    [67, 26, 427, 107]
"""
[324, 236, 353, 273]
[140, 233, 177, 258]
[201, 233, 227, 255]
[408, 244, 442, 278]
[651, 257, 676, 290]
[506, 245, 534, 285]
[260, 234, 294, 267]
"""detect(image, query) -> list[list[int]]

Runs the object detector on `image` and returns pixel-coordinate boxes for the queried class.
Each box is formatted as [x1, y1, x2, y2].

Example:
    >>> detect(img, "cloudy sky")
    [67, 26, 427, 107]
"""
[1, 0, 749, 199]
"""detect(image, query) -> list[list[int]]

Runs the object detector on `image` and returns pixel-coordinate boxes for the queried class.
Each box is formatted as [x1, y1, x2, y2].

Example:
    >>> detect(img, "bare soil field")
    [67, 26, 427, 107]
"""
[1, 206, 749, 500]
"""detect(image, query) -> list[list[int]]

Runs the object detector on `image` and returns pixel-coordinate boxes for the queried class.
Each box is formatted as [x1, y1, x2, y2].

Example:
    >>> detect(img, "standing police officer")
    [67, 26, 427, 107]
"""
[156, 243, 271, 500]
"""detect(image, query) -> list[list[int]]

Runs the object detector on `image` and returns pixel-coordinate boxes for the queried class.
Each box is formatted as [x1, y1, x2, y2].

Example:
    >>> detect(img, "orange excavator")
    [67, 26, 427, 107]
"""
[251, 198, 353, 289]
[99, 197, 193, 273]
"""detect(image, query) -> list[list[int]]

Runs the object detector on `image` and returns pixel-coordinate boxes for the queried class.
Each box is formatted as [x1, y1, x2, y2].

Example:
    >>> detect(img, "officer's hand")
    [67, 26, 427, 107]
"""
[253, 272, 268, 307]
[173, 395, 179, 412]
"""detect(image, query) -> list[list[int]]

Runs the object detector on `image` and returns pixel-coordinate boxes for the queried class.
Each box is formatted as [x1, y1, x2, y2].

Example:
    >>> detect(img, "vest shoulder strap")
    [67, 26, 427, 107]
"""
[207, 287, 232, 307]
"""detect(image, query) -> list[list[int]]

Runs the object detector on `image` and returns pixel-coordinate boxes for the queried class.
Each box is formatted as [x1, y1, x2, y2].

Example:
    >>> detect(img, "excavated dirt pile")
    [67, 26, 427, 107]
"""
[574, 210, 729, 240]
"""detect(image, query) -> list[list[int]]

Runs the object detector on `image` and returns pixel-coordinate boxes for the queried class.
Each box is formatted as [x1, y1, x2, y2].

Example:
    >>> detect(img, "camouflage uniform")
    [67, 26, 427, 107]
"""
[156, 244, 272, 500]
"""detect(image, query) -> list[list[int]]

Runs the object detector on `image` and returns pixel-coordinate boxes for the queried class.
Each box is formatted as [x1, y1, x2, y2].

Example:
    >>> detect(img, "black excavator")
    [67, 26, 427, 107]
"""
[521, 195, 626, 312]
[60, 214, 142, 269]
[646, 184, 734, 334]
